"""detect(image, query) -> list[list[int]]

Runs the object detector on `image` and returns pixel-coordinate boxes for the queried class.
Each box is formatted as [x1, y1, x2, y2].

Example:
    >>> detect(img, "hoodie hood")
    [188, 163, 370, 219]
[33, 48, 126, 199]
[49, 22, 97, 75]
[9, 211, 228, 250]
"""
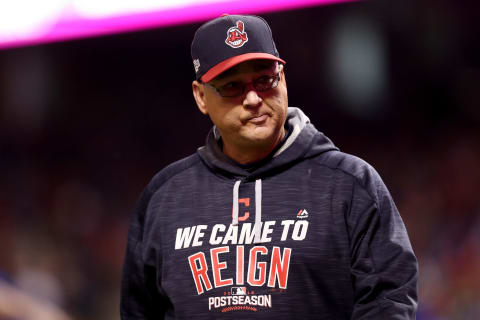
[197, 107, 339, 180]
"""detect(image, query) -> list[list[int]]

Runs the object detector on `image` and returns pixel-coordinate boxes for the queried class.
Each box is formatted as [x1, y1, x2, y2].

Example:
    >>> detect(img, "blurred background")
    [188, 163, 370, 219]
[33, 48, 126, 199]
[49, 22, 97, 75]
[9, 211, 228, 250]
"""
[0, 0, 479, 319]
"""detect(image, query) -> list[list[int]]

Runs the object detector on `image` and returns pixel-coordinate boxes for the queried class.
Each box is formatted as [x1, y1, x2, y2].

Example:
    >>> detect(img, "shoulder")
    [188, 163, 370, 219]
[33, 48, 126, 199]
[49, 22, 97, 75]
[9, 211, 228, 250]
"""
[311, 150, 378, 181]
[311, 150, 387, 203]
[145, 153, 202, 195]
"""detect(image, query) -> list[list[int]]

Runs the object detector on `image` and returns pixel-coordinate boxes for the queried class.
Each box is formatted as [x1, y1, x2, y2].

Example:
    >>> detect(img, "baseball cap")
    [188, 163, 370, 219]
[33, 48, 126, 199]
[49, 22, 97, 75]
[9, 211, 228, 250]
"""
[191, 14, 286, 83]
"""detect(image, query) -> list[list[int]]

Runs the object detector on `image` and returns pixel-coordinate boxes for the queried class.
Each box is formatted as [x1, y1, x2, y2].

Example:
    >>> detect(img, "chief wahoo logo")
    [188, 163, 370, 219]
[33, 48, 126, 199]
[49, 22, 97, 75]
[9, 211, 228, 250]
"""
[225, 20, 248, 48]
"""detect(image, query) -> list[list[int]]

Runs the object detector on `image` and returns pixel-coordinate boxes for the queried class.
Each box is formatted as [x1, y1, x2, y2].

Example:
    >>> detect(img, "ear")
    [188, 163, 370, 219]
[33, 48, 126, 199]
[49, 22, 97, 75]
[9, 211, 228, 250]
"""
[192, 80, 208, 115]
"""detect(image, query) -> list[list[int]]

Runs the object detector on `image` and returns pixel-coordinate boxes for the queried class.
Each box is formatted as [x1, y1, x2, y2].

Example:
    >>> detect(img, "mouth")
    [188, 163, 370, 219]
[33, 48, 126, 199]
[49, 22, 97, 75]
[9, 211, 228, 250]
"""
[246, 114, 268, 124]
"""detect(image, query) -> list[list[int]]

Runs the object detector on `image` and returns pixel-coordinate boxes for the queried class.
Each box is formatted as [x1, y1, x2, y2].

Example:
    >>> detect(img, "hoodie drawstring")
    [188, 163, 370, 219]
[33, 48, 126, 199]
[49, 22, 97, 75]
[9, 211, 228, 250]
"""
[232, 181, 241, 226]
[254, 179, 262, 243]
[232, 179, 262, 243]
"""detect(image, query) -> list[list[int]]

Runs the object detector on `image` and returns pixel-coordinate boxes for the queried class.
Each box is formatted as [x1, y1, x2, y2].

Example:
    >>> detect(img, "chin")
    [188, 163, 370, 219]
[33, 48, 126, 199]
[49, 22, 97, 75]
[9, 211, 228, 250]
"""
[242, 126, 280, 145]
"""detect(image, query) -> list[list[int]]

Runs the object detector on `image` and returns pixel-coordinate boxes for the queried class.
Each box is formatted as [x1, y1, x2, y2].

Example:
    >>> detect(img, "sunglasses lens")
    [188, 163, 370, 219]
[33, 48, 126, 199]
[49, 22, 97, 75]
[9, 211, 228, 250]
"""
[216, 73, 280, 97]
[218, 82, 244, 97]
[253, 75, 275, 92]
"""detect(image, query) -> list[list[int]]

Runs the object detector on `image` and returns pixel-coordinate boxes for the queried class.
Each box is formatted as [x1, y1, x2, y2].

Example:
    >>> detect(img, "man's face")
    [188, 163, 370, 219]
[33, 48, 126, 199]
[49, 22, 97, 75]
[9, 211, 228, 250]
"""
[194, 60, 288, 154]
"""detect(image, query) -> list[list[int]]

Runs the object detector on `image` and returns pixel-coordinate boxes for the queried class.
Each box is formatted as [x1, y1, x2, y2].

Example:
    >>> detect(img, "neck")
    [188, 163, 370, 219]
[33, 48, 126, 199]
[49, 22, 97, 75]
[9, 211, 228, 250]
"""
[222, 128, 286, 165]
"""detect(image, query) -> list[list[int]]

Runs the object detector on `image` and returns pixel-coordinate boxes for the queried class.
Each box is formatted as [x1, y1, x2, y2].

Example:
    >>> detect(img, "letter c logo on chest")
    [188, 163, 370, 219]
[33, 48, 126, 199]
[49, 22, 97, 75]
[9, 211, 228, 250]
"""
[232, 198, 250, 221]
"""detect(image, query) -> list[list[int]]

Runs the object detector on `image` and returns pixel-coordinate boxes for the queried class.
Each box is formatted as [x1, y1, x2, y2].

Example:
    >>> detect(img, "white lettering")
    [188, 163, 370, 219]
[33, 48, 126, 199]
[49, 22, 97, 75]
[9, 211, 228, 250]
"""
[209, 224, 225, 245]
[239, 223, 255, 244]
[261, 295, 272, 307]
[292, 221, 309, 240]
[280, 220, 295, 241]
[261, 221, 276, 242]
[175, 227, 197, 249]
[192, 225, 207, 247]
[209, 294, 272, 309]
[222, 224, 238, 245]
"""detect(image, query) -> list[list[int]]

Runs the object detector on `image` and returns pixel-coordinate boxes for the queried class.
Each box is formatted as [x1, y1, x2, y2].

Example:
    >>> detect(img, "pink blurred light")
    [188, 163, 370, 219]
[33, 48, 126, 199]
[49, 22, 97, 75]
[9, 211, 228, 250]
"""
[0, 0, 356, 50]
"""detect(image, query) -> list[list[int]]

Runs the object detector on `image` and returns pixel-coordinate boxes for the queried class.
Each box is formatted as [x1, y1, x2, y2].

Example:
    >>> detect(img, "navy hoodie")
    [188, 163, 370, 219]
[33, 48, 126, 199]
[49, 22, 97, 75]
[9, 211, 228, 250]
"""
[121, 107, 418, 319]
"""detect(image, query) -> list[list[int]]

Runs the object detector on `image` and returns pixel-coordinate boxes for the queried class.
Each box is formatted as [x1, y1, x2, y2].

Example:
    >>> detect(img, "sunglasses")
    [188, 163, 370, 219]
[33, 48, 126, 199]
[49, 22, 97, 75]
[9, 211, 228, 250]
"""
[205, 72, 281, 98]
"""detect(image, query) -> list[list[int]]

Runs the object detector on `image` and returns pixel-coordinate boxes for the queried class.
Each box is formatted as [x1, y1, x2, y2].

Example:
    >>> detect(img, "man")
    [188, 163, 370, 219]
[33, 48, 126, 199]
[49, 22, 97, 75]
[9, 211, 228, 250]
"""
[121, 14, 418, 319]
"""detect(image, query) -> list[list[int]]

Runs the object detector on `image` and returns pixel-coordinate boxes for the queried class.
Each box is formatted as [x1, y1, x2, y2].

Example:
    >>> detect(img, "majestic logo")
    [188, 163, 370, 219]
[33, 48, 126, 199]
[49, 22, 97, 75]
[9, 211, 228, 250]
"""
[297, 209, 309, 219]
[225, 20, 248, 48]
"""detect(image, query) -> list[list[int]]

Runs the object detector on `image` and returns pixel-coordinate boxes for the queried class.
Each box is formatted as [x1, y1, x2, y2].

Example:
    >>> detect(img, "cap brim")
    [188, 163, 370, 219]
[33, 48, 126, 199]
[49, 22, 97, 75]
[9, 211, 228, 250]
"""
[200, 53, 286, 83]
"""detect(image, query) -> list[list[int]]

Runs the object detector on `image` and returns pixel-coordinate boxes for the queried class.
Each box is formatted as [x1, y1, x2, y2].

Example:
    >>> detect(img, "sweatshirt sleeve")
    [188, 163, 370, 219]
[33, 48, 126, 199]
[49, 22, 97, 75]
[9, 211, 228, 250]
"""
[120, 186, 167, 319]
[347, 165, 418, 319]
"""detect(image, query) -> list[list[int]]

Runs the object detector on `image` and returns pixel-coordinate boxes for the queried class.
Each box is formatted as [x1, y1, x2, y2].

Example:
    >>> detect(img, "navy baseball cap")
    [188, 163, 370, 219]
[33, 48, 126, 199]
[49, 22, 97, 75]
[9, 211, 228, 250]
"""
[191, 14, 286, 83]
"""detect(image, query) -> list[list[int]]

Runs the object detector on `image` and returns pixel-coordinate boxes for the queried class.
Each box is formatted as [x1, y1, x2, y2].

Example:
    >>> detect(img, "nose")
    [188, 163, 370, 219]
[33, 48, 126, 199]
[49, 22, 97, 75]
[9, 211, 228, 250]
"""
[243, 89, 262, 109]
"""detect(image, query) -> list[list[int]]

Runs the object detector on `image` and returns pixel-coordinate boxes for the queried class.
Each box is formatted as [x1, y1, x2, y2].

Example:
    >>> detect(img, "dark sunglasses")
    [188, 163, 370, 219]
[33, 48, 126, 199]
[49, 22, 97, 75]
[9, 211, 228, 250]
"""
[205, 72, 281, 98]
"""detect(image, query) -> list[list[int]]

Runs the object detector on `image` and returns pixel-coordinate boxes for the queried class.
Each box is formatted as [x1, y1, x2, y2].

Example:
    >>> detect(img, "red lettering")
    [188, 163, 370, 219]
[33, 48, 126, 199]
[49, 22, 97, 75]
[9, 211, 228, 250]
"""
[268, 246, 292, 289]
[189, 245, 292, 293]
[236, 245, 244, 285]
[247, 246, 268, 286]
[210, 247, 233, 288]
[188, 252, 212, 294]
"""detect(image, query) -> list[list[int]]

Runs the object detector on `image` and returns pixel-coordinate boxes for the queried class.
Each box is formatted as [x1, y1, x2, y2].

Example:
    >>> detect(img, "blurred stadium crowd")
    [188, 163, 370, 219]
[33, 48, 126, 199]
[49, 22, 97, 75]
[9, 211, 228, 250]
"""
[0, 1, 479, 319]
